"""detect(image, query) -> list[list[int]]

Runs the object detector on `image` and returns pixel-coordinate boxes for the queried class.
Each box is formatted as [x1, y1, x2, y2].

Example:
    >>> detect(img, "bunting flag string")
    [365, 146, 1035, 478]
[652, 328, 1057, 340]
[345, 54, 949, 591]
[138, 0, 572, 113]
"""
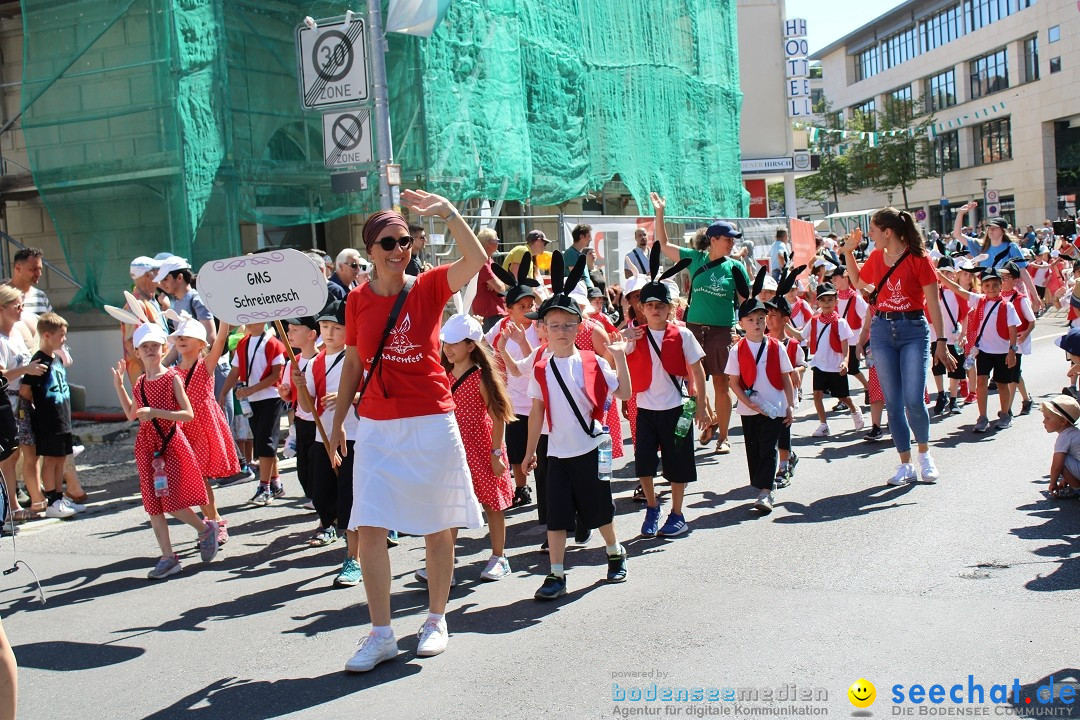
[795, 101, 1007, 146]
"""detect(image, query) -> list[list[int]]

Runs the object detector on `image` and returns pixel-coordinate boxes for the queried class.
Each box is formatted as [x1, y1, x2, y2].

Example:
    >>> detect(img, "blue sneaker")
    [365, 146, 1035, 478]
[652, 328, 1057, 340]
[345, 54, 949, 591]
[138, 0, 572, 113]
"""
[657, 512, 688, 537]
[606, 549, 628, 583]
[334, 558, 363, 587]
[534, 573, 567, 600]
[386, 530, 399, 548]
[640, 505, 661, 537]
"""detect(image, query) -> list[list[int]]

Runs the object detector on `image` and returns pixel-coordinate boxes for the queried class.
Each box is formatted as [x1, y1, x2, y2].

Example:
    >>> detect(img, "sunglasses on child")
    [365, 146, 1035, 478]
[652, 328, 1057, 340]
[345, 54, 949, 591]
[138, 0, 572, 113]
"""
[376, 236, 414, 252]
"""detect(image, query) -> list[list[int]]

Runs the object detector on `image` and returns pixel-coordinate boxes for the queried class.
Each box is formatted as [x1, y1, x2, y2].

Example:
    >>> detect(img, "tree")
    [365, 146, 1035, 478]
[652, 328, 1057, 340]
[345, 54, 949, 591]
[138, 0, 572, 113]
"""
[865, 95, 936, 209]
[796, 101, 858, 214]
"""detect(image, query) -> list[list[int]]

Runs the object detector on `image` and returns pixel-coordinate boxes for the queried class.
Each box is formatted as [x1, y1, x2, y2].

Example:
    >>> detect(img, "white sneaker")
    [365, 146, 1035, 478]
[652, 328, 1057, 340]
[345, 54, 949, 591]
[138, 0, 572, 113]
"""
[72, 444, 85, 459]
[416, 618, 448, 657]
[344, 632, 399, 672]
[45, 498, 75, 519]
[918, 453, 940, 483]
[811, 423, 830, 437]
[480, 555, 511, 581]
[753, 491, 773, 513]
[61, 497, 85, 514]
[852, 409, 865, 431]
[887, 463, 917, 486]
[414, 563, 457, 586]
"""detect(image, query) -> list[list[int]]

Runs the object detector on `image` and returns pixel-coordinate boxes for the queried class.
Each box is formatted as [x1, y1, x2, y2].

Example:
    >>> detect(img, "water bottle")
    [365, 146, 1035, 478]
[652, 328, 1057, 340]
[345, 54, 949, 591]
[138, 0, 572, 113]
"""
[964, 347, 978, 371]
[674, 397, 698, 438]
[152, 453, 169, 498]
[282, 424, 297, 459]
[236, 382, 253, 417]
[597, 426, 612, 481]
[864, 345, 875, 369]
[746, 389, 783, 419]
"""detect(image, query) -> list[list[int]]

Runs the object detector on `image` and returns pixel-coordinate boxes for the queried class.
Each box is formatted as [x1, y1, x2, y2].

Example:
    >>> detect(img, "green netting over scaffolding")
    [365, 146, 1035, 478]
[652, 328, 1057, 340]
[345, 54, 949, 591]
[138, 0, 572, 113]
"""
[19, 0, 745, 308]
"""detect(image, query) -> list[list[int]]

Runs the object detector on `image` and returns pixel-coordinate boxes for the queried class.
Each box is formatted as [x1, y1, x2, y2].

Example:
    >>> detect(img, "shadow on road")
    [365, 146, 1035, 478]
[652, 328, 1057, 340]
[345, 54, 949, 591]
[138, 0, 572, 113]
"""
[1012, 494, 1080, 592]
[773, 483, 918, 524]
[13, 640, 144, 671]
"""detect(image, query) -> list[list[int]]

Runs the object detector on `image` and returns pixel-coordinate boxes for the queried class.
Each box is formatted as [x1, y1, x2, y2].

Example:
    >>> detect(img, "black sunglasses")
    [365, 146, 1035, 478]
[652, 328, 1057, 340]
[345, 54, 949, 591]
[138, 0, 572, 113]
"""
[377, 236, 414, 252]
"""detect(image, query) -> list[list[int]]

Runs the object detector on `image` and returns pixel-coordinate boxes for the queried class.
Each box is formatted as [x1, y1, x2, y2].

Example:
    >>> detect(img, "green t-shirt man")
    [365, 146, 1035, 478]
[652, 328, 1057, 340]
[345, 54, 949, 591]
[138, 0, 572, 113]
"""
[679, 246, 750, 327]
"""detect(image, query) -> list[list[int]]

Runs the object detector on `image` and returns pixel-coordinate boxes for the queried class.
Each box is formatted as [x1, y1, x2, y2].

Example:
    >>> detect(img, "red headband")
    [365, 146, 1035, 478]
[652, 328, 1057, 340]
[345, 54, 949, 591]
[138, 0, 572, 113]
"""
[363, 210, 411, 253]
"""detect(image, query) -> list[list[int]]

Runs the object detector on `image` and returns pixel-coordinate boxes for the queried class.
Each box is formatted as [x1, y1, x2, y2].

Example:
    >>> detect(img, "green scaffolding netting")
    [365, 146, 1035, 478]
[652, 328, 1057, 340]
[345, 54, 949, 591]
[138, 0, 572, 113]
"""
[19, 0, 745, 309]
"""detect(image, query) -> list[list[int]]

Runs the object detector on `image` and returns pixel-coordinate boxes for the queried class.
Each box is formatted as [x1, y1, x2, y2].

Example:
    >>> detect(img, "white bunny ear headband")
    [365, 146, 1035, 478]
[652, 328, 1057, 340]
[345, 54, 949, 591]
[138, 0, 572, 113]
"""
[102, 290, 149, 325]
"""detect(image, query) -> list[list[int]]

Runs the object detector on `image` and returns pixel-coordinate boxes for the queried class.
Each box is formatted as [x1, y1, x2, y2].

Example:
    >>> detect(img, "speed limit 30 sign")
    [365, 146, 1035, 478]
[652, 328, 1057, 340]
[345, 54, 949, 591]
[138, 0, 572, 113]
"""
[296, 16, 370, 110]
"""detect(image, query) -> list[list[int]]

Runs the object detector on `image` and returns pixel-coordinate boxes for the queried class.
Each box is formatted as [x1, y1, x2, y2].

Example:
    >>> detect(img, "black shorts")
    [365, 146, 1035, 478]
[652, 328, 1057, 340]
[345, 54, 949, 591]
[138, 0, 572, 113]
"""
[36, 430, 73, 458]
[847, 346, 861, 375]
[812, 368, 850, 399]
[634, 406, 696, 483]
[1036, 285, 1046, 300]
[505, 414, 529, 465]
[294, 418, 317, 498]
[932, 345, 966, 380]
[311, 438, 354, 531]
[249, 398, 285, 458]
[0, 395, 16, 462]
[976, 352, 1019, 383]
[544, 448, 615, 532]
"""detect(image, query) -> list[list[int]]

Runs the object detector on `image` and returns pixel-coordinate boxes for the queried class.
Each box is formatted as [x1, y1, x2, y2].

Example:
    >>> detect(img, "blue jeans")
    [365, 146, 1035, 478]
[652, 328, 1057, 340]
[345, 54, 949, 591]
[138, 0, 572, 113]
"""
[870, 315, 930, 454]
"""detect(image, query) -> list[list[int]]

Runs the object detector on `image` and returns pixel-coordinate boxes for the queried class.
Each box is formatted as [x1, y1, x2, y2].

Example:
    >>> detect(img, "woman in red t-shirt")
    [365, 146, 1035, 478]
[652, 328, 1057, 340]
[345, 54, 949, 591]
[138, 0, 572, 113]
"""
[843, 208, 955, 486]
[329, 190, 488, 673]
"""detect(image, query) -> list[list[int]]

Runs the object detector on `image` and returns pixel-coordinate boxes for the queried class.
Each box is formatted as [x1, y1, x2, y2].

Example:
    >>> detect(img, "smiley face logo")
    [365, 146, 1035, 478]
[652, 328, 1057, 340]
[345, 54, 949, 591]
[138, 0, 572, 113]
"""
[848, 678, 876, 708]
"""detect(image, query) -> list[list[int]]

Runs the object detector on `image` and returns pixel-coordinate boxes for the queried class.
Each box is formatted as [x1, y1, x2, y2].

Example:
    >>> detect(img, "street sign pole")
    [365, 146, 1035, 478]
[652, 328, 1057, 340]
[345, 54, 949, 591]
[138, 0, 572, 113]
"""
[366, 0, 394, 210]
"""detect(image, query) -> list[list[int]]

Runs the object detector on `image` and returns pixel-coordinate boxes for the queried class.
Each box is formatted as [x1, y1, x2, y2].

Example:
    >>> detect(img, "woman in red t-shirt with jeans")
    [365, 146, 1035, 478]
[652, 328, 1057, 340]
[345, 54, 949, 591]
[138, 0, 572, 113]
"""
[843, 208, 956, 486]
[329, 190, 488, 673]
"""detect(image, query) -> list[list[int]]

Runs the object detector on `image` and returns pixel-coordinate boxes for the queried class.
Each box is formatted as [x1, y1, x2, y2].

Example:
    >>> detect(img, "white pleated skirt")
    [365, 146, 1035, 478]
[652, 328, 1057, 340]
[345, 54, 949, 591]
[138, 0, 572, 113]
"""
[348, 411, 485, 536]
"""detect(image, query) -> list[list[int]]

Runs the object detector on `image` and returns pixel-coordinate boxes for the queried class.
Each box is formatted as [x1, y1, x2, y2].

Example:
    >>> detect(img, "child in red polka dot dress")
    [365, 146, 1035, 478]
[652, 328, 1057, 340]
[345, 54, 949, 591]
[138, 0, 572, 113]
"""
[111, 323, 219, 580]
[441, 313, 516, 581]
[169, 313, 239, 546]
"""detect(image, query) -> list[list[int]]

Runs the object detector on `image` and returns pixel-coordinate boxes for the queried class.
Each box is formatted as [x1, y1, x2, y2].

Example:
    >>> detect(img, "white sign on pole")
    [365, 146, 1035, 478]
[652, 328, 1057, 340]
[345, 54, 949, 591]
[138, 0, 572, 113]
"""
[197, 249, 329, 326]
[296, 16, 370, 110]
[986, 204, 1001, 218]
[322, 108, 374, 168]
[986, 189, 1000, 203]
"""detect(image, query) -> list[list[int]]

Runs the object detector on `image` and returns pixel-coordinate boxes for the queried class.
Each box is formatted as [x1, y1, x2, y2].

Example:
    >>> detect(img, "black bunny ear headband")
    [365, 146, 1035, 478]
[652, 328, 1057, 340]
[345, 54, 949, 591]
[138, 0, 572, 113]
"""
[492, 251, 541, 306]
[639, 243, 691, 304]
[528, 251, 588, 320]
[735, 266, 770, 319]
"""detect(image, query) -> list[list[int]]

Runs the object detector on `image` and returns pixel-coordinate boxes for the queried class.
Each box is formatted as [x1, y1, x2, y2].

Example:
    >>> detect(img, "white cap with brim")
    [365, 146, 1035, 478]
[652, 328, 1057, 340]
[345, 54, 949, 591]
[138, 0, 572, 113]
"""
[168, 317, 207, 345]
[133, 323, 168, 348]
[154, 257, 192, 283]
[568, 282, 590, 310]
[624, 275, 645, 295]
[440, 314, 484, 344]
[130, 256, 160, 279]
[762, 276, 778, 293]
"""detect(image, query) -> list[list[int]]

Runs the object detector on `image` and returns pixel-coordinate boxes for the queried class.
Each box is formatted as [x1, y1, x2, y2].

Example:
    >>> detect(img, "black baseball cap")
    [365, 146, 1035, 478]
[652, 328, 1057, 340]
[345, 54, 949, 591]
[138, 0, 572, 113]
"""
[985, 217, 1008, 229]
[587, 287, 604, 300]
[316, 300, 347, 325]
[816, 282, 838, 298]
[286, 316, 319, 332]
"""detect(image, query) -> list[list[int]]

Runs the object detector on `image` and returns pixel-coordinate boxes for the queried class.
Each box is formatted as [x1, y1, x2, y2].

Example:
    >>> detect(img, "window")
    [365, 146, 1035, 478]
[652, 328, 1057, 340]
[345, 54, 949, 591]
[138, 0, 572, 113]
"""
[851, 99, 876, 130]
[921, 5, 964, 52]
[927, 69, 957, 111]
[1048, 25, 1060, 43]
[970, 49, 1009, 99]
[930, 131, 961, 173]
[889, 86, 914, 121]
[1023, 36, 1039, 82]
[881, 26, 918, 70]
[855, 46, 881, 81]
[965, 0, 1037, 33]
[1050, 56, 1061, 73]
[811, 89, 825, 111]
[974, 117, 1012, 165]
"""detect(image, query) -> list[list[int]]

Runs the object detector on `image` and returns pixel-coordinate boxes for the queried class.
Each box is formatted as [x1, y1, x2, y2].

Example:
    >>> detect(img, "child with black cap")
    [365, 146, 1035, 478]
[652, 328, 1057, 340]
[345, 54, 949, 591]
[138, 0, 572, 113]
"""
[764, 265, 807, 486]
[623, 245, 706, 537]
[831, 265, 869, 404]
[807, 282, 863, 436]
[930, 257, 969, 416]
[725, 268, 795, 514]
[999, 262, 1037, 415]
[522, 253, 633, 600]
[279, 315, 320, 508]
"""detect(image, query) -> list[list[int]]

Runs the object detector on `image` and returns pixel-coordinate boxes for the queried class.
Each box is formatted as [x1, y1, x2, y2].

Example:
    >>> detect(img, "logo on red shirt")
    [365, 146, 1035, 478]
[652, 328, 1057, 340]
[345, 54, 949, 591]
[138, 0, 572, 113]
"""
[877, 277, 906, 311]
[387, 314, 421, 358]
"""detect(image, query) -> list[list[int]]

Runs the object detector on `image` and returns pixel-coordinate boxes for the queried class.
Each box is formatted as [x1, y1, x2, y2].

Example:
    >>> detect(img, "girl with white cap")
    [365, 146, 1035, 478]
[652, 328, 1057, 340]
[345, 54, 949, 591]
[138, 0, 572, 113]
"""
[111, 322, 219, 580]
[170, 312, 238, 546]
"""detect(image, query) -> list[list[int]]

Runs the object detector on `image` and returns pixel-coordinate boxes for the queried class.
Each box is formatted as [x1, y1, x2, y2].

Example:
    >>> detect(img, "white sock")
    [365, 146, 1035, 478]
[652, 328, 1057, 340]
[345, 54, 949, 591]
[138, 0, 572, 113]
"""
[426, 612, 445, 626]
[371, 625, 394, 639]
[606, 543, 623, 556]
[551, 563, 565, 578]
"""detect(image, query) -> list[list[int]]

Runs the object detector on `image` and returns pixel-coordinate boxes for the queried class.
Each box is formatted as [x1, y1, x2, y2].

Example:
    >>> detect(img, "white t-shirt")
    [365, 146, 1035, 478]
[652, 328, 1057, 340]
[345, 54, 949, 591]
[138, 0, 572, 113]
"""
[632, 326, 705, 411]
[970, 294, 1020, 355]
[837, 292, 868, 330]
[284, 354, 316, 422]
[768, 240, 789, 273]
[231, 333, 285, 402]
[527, 351, 619, 459]
[485, 317, 540, 416]
[305, 349, 359, 442]
[624, 247, 650, 276]
[1032, 266, 1050, 286]
[931, 289, 966, 344]
[808, 316, 854, 372]
[1054, 426, 1080, 471]
[1008, 294, 1036, 355]
[0, 330, 30, 393]
[723, 338, 794, 417]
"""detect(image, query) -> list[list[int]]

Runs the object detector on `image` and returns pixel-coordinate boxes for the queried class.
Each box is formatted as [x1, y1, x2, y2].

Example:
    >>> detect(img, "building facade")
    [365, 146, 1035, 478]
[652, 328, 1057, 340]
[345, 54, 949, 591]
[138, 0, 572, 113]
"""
[810, 0, 1079, 233]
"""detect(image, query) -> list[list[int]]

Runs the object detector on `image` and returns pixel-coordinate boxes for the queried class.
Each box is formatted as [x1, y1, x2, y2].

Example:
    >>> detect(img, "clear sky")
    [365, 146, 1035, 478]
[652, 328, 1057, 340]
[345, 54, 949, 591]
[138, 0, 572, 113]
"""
[785, 0, 908, 54]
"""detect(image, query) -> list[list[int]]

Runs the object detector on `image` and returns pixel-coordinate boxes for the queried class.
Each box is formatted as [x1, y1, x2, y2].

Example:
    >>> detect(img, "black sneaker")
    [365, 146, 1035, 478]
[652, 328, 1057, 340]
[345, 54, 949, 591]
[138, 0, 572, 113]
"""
[632, 484, 647, 503]
[788, 452, 799, 475]
[534, 573, 567, 600]
[933, 394, 947, 416]
[574, 526, 592, 545]
[537, 540, 549, 554]
[947, 397, 958, 415]
[774, 467, 791, 489]
[270, 481, 285, 499]
[832, 401, 848, 413]
[1020, 399, 1033, 415]
[511, 486, 532, 509]
[606, 550, 628, 583]
[864, 425, 884, 442]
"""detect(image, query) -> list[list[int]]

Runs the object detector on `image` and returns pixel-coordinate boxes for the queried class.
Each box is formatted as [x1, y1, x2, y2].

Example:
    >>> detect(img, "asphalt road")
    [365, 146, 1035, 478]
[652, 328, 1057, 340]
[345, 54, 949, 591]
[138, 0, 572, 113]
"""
[2, 315, 1079, 719]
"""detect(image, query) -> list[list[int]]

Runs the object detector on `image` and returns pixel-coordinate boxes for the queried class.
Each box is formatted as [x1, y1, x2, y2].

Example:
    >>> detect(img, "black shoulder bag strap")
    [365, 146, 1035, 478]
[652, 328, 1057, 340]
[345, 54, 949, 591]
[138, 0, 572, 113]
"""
[974, 299, 1002, 349]
[182, 362, 198, 389]
[815, 319, 831, 349]
[741, 339, 768, 392]
[356, 276, 416, 405]
[866, 250, 910, 307]
[939, 289, 958, 332]
[687, 256, 728, 306]
[632, 248, 648, 273]
[451, 365, 480, 393]
[549, 358, 601, 438]
[644, 328, 686, 397]
[138, 378, 176, 453]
